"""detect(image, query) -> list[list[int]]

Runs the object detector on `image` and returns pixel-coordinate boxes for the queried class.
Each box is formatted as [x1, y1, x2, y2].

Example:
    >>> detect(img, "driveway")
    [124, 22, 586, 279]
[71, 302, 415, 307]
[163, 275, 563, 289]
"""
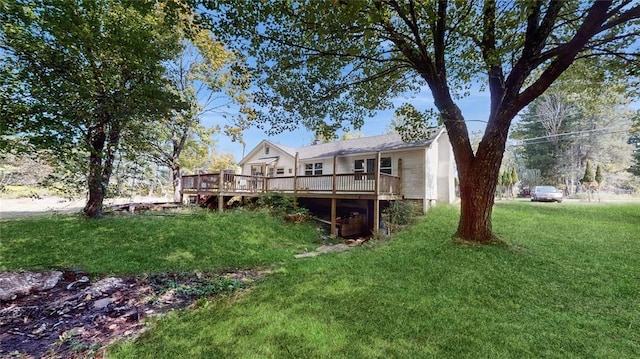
[0, 196, 172, 220]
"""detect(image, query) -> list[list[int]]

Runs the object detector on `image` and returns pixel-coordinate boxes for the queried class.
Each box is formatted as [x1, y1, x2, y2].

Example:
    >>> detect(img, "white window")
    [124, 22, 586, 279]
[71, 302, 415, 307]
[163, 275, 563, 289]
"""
[380, 157, 392, 175]
[354, 157, 391, 179]
[305, 163, 323, 175]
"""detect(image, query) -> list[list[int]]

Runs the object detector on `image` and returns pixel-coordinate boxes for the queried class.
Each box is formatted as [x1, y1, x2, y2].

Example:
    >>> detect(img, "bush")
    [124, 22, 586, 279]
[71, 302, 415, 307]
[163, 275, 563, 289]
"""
[253, 192, 310, 219]
[385, 200, 422, 226]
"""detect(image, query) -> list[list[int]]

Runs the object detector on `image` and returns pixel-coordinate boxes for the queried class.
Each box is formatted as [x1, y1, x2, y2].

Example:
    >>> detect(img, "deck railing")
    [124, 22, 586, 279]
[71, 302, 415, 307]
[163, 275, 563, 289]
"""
[181, 172, 400, 195]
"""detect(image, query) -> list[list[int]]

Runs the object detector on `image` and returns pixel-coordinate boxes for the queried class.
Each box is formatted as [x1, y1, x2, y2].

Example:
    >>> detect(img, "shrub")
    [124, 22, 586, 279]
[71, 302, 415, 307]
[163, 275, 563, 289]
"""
[253, 192, 310, 219]
[385, 200, 422, 226]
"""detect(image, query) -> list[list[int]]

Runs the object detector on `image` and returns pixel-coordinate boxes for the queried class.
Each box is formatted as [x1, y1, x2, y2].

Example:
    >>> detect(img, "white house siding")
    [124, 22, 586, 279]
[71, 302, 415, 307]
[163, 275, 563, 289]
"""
[240, 141, 295, 177]
[424, 142, 439, 208]
[397, 149, 427, 201]
[436, 134, 456, 204]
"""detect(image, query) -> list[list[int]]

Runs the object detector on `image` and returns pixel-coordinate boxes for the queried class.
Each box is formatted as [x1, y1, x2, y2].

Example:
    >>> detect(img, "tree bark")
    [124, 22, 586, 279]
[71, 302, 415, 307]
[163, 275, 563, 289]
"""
[84, 124, 107, 218]
[455, 156, 502, 243]
[84, 112, 121, 218]
[172, 165, 182, 203]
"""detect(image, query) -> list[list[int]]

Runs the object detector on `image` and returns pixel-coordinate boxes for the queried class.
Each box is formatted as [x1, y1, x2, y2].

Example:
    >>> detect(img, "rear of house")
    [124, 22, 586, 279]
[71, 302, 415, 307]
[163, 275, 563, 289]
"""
[182, 127, 456, 236]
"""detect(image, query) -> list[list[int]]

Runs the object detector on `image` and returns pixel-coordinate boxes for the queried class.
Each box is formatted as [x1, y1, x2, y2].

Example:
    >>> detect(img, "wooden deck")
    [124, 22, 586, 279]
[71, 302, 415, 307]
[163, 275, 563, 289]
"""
[181, 171, 402, 237]
[180, 172, 401, 199]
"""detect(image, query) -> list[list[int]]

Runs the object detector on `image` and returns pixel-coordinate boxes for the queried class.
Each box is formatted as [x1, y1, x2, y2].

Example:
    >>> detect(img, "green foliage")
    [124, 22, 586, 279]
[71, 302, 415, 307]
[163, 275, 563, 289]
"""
[595, 164, 604, 185]
[384, 200, 422, 226]
[628, 118, 640, 176]
[148, 273, 245, 298]
[582, 161, 594, 183]
[253, 192, 310, 219]
[388, 104, 440, 142]
[205, 0, 640, 242]
[512, 83, 635, 186]
[510, 167, 519, 184]
[0, 0, 187, 216]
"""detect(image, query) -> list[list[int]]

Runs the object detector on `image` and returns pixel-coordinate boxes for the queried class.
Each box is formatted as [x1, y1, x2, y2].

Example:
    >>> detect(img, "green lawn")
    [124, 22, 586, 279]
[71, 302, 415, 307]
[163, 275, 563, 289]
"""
[0, 209, 320, 274]
[1, 203, 639, 358]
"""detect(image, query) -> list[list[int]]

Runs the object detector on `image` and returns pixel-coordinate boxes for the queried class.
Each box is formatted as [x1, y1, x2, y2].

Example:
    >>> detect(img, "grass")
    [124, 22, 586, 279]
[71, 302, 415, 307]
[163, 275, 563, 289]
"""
[0, 209, 320, 274]
[2, 202, 639, 358]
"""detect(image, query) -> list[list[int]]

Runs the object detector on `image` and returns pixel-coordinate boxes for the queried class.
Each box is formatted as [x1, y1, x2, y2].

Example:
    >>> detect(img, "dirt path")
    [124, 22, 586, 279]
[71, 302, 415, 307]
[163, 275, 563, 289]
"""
[0, 196, 172, 220]
[0, 270, 262, 358]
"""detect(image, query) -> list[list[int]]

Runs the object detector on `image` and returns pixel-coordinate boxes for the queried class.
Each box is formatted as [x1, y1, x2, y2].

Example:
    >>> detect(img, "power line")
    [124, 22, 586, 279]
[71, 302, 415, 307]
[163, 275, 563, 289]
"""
[509, 126, 631, 147]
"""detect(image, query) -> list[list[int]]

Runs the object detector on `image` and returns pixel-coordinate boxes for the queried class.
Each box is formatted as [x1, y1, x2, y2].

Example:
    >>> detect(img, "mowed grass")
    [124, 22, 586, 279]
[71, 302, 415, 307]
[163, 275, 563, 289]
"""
[2, 203, 639, 358]
[109, 202, 640, 359]
[0, 210, 320, 274]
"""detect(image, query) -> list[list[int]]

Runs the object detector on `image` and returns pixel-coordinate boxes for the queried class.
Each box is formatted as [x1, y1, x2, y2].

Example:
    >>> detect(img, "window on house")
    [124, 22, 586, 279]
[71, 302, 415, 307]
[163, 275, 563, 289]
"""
[354, 159, 365, 180]
[305, 163, 323, 176]
[265, 146, 270, 155]
[276, 167, 285, 175]
[354, 157, 392, 179]
[251, 166, 263, 176]
[354, 159, 374, 180]
[380, 157, 392, 175]
[267, 167, 274, 177]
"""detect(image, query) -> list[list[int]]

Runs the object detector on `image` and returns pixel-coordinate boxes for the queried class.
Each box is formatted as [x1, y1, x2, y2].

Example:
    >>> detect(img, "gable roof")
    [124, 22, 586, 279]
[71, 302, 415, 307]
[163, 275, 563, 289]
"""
[296, 127, 444, 160]
[240, 127, 445, 164]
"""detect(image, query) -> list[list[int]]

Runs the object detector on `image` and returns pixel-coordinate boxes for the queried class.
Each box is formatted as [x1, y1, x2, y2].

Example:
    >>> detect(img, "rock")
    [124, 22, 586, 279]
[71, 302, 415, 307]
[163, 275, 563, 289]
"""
[66, 276, 90, 290]
[294, 243, 352, 259]
[86, 277, 124, 296]
[293, 252, 320, 259]
[0, 271, 63, 301]
[315, 244, 350, 253]
[93, 297, 113, 310]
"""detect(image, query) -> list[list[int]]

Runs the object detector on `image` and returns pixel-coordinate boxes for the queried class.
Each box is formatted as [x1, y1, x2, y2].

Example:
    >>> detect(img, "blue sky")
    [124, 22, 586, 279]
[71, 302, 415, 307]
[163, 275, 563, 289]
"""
[204, 83, 639, 163]
[205, 87, 493, 162]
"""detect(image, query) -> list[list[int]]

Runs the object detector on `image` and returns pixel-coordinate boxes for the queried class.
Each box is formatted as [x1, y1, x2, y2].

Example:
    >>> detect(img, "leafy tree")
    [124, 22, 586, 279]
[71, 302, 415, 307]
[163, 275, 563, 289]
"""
[1, 0, 185, 217]
[146, 18, 253, 202]
[207, 1, 640, 243]
[629, 115, 640, 177]
[206, 150, 236, 172]
[511, 167, 519, 189]
[513, 83, 635, 192]
[581, 160, 596, 201]
[386, 103, 438, 140]
[629, 134, 640, 176]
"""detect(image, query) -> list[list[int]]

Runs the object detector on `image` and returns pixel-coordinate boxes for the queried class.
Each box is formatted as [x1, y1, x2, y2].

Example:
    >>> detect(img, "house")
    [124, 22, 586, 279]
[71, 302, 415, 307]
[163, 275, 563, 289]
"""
[181, 127, 456, 237]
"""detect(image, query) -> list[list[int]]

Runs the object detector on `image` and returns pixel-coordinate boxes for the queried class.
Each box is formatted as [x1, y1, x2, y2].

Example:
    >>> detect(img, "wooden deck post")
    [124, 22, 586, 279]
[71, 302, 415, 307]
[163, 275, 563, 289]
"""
[398, 158, 403, 195]
[294, 152, 299, 208]
[217, 192, 223, 211]
[330, 197, 337, 238]
[373, 152, 381, 234]
[332, 155, 337, 194]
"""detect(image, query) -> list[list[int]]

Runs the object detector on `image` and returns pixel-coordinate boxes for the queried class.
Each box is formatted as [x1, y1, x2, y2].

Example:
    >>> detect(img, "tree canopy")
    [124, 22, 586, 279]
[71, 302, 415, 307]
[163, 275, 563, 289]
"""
[205, 0, 640, 242]
[512, 81, 635, 190]
[1, 0, 186, 216]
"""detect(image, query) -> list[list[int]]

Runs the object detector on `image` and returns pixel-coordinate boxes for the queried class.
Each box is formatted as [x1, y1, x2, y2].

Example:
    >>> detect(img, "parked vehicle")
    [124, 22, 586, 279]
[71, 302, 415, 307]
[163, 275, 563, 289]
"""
[531, 186, 563, 203]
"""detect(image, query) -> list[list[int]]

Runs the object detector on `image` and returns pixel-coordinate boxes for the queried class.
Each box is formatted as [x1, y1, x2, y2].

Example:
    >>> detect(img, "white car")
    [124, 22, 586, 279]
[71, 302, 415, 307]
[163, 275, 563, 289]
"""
[531, 186, 563, 203]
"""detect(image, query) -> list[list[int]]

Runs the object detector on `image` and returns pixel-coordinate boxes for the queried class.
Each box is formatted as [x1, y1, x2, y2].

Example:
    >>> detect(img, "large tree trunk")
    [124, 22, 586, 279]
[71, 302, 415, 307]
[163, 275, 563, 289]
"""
[84, 116, 121, 218]
[172, 165, 182, 203]
[455, 157, 502, 243]
[84, 124, 107, 218]
[439, 102, 508, 244]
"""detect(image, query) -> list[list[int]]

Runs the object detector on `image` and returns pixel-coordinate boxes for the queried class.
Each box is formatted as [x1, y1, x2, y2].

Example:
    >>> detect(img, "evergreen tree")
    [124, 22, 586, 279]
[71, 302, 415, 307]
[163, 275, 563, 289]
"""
[582, 161, 595, 184]
[595, 164, 604, 185]
[628, 133, 640, 176]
